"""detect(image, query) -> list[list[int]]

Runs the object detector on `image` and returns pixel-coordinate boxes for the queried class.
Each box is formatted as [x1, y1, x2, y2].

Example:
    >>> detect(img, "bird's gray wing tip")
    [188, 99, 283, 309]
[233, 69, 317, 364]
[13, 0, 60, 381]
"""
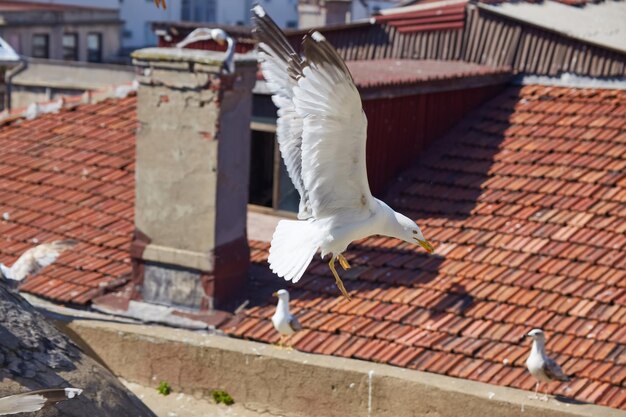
[252, 4, 266, 17]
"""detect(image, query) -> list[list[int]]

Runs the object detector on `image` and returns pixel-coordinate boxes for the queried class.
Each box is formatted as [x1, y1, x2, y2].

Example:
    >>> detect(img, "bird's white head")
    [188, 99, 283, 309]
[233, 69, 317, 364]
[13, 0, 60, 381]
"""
[393, 212, 434, 253]
[526, 328, 545, 340]
[210, 28, 228, 46]
[273, 289, 290, 302]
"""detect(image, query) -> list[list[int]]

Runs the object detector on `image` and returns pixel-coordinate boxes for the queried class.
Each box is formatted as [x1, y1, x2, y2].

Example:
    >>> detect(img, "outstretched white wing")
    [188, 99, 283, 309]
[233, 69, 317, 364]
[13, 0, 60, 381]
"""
[5, 240, 77, 281]
[252, 6, 312, 219]
[296, 32, 375, 224]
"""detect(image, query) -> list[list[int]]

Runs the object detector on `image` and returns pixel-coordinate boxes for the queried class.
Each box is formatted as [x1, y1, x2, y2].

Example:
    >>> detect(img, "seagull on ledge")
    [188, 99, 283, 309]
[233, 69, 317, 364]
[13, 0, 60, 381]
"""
[0, 388, 82, 415]
[0, 240, 77, 282]
[272, 289, 301, 347]
[252, 5, 434, 300]
[177, 28, 237, 74]
[525, 329, 572, 401]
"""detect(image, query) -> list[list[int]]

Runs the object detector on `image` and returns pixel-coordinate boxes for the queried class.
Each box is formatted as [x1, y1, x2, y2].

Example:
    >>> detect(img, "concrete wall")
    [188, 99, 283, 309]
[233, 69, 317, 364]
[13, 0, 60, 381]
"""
[131, 48, 256, 309]
[66, 320, 623, 417]
[9, 59, 135, 109]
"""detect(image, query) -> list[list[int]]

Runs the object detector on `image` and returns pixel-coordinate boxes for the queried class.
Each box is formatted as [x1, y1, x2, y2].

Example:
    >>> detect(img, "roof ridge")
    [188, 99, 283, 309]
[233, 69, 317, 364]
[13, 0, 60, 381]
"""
[0, 81, 138, 126]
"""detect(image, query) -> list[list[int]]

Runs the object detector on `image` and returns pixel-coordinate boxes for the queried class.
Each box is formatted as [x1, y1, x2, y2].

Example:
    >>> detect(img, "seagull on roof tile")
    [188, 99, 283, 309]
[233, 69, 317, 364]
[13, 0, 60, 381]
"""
[0, 240, 77, 283]
[251, 5, 434, 300]
[0, 388, 82, 415]
[272, 289, 301, 347]
[526, 329, 572, 401]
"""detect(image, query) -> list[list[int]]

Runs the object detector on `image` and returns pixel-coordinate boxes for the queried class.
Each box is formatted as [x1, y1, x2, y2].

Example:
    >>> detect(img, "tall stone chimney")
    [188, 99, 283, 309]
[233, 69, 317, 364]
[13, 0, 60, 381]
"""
[130, 48, 256, 311]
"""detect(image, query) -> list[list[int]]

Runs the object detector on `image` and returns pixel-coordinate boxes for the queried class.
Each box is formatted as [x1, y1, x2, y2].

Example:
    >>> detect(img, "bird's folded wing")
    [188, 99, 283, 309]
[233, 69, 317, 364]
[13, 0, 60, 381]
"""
[9, 240, 77, 281]
[252, 7, 312, 219]
[543, 357, 570, 382]
[295, 32, 374, 223]
[289, 315, 302, 332]
[0, 388, 81, 415]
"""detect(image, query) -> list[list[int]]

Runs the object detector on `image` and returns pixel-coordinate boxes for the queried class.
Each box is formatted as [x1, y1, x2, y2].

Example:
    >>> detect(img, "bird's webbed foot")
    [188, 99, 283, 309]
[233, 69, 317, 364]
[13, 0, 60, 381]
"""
[338, 254, 351, 270]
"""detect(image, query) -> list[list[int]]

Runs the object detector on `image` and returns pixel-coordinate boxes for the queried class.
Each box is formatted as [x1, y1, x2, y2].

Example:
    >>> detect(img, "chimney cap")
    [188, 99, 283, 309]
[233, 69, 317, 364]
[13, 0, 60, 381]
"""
[131, 47, 257, 69]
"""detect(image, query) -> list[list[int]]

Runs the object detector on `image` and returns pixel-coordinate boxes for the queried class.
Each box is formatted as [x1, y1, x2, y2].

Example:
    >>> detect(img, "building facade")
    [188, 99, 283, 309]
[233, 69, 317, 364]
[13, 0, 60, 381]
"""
[9, 0, 298, 52]
[0, 1, 122, 62]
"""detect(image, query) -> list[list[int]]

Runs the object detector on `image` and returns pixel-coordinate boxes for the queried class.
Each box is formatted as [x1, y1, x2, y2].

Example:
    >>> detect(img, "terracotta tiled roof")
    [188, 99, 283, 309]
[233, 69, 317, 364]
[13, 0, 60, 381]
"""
[0, 95, 137, 304]
[1, 83, 625, 409]
[223, 85, 626, 410]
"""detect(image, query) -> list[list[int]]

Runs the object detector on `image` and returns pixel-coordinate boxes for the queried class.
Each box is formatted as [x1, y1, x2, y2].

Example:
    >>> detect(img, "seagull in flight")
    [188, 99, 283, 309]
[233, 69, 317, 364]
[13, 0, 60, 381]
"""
[0, 240, 77, 282]
[252, 6, 434, 299]
[271, 289, 301, 347]
[525, 329, 572, 400]
[177, 28, 237, 73]
[0, 388, 82, 415]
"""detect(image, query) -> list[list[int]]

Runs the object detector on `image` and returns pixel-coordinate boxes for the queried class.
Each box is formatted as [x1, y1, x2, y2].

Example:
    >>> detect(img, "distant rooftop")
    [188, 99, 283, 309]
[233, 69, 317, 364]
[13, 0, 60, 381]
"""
[347, 59, 510, 90]
[481, 0, 626, 54]
[0, 0, 114, 12]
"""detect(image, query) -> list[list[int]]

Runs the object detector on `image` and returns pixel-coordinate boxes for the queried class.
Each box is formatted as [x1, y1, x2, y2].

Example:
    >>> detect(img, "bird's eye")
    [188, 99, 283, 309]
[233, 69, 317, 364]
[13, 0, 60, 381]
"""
[412, 230, 418, 234]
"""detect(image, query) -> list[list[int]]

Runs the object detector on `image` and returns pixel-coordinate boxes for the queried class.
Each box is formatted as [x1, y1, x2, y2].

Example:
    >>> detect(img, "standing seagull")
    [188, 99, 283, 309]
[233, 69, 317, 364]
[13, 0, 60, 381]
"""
[0, 240, 77, 282]
[271, 289, 301, 347]
[177, 28, 237, 74]
[0, 388, 82, 415]
[526, 329, 571, 400]
[252, 6, 434, 300]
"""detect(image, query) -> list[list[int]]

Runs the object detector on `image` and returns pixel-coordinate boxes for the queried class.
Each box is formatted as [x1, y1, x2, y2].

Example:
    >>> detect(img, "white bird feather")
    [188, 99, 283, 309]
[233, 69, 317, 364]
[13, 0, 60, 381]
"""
[0, 240, 77, 282]
[0, 388, 82, 415]
[252, 6, 433, 299]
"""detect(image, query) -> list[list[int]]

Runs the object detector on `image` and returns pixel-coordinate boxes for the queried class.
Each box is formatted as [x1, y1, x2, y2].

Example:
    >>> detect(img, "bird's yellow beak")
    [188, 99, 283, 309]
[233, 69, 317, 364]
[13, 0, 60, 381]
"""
[272, 291, 278, 297]
[417, 239, 434, 253]
[216, 39, 226, 46]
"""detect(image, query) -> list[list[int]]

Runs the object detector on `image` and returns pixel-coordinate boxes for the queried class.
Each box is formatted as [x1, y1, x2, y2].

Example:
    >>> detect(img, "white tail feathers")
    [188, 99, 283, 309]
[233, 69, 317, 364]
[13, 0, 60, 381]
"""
[269, 220, 319, 283]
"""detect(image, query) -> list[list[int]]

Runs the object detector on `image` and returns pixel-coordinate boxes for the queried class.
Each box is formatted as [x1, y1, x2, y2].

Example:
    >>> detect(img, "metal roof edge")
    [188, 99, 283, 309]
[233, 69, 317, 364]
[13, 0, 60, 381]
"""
[476, 2, 626, 56]
[514, 73, 626, 90]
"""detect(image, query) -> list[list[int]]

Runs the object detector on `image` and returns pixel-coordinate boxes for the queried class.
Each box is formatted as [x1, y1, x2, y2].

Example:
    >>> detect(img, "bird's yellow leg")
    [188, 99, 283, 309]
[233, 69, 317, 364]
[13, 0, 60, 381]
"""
[275, 335, 286, 349]
[338, 253, 351, 270]
[329, 256, 351, 300]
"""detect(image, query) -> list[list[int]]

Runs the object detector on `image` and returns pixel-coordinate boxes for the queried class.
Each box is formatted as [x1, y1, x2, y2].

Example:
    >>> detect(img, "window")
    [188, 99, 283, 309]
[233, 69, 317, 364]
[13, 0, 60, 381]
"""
[62, 33, 78, 61]
[182, 0, 216, 22]
[32, 34, 49, 59]
[248, 95, 298, 214]
[87, 33, 102, 62]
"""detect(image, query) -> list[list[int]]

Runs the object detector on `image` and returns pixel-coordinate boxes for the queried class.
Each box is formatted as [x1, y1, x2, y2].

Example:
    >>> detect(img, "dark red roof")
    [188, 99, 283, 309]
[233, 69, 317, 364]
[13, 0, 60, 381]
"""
[347, 59, 509, 89]
[374, 1, 468, 33]
[224, 85, 626, 410]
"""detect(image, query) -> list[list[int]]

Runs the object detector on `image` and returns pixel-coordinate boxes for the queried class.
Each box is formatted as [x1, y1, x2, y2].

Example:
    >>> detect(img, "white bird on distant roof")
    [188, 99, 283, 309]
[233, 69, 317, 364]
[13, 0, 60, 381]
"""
[526, 329, 572, 401]
[0, 240, 77, 282]
[252, 6, 434, 300]
[272, 289, 301, 347]
[177, 28, 236, 73]
[0, 35, 20, 64]
[0, 388, 82, 415]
